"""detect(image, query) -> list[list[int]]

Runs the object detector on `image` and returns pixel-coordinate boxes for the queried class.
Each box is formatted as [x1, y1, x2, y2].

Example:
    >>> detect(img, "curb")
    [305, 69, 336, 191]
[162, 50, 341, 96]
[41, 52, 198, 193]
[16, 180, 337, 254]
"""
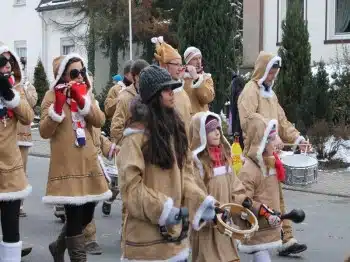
[282, 185, 350, 198]
[29, 152, 50, 159]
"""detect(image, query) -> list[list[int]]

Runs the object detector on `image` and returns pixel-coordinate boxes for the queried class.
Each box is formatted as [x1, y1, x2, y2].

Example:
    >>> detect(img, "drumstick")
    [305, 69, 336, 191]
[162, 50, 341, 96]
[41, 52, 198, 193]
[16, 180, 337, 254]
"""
[283, 143, 312, 146]
[114, 152, 117, 166]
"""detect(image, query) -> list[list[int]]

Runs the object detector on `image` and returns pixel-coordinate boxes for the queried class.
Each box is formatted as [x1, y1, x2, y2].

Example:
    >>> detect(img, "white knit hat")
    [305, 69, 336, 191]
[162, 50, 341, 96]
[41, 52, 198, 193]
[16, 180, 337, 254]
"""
[184, 46, 202, 64]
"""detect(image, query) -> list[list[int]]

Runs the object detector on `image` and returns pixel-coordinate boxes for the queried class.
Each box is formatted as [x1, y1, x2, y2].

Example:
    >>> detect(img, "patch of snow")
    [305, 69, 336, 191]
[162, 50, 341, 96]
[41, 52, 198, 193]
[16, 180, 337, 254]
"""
[311, 63, 346, 85]
[324, 136, 350, 163]
[39, 0, 72, 8]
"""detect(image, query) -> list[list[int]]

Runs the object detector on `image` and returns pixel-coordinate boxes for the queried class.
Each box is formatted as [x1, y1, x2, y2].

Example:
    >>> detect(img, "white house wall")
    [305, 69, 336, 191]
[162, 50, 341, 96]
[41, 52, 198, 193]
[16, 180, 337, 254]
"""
[0, 0, 42, 82]
[41, 8, 88, 82]
[263, 0, 350, 64]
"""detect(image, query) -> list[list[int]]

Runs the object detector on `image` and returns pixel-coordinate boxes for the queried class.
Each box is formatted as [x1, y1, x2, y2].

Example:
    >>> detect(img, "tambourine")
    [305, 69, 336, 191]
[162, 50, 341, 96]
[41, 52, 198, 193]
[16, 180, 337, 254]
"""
[159, 207, 190, 244]
[215, 203, 259, 241]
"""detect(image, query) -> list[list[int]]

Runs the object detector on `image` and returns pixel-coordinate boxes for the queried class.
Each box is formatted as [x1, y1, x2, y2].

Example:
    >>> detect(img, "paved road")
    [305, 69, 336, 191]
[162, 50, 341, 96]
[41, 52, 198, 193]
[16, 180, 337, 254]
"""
[21, 156, 122, 262]
[18, 156, 350, 262]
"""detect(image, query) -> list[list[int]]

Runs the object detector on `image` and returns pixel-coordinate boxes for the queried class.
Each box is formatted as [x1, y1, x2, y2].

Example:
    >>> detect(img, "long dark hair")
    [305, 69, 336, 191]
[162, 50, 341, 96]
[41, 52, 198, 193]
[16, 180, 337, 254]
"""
[141, 92, 188, 170]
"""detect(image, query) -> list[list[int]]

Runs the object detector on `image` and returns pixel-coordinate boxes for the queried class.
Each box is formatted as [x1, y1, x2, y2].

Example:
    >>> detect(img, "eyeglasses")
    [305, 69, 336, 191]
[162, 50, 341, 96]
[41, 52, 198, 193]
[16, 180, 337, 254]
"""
[166, 62, 184, 68]
[69, 67, 86, 79]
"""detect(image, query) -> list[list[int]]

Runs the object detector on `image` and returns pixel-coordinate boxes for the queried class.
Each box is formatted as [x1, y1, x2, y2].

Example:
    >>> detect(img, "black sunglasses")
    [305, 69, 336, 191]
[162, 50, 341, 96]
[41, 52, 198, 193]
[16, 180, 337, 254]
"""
[69, 67, 86, 79]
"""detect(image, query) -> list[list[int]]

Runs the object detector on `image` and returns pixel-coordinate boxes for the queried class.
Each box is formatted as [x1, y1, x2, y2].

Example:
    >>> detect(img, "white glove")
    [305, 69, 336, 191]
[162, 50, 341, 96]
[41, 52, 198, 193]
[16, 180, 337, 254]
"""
[185, 65, 198, 80]
[267, 214, 281, 227]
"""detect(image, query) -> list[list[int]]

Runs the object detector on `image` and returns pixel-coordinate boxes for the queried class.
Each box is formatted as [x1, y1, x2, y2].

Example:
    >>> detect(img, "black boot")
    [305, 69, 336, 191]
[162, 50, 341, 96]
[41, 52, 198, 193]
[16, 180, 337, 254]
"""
[278, 238, 307, 256]
[21, 245, 32, 257]
[102, 202, 111, 216]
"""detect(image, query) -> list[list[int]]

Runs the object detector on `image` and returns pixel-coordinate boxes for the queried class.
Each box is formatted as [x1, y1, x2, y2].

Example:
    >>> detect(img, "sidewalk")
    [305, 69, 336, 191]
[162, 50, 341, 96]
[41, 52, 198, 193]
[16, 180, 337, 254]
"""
[29, 129, 350, 197]
[282, 169, 350, 198]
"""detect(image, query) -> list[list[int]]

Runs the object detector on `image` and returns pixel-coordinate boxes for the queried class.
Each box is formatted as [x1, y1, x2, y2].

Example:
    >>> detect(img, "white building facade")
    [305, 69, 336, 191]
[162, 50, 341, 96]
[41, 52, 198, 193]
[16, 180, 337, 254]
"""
[0, 0, 140, 93]
[243, 0, 350, 69]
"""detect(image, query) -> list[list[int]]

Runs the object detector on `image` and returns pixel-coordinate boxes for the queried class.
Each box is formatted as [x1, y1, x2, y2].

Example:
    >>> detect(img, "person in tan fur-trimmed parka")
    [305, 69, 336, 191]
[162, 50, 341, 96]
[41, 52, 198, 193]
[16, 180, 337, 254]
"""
[16, 80, 37, 218]
[238, 51, 308, 256]
[104, 60, 133, 120]
[0, 43, 34, 261]
[152, 36, 192, 133]
[117, 65, 219, 261]
[189, 111, 248, 262]
[237, 115, 284, 262]
[183, 47, 215, 115]
[40, 53, 111, 261]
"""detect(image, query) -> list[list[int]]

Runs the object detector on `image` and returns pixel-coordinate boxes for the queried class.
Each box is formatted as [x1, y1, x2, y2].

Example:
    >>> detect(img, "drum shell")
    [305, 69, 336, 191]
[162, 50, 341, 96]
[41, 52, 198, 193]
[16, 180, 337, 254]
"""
[282, 155, 318, 186]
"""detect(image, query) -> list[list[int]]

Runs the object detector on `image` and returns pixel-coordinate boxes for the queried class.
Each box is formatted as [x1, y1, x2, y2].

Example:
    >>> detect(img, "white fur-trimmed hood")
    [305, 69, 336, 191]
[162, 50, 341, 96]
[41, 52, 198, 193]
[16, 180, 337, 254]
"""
[190, 111, 232, 177]
[50, 53, 91, 90]
[0, 42, 24, 85]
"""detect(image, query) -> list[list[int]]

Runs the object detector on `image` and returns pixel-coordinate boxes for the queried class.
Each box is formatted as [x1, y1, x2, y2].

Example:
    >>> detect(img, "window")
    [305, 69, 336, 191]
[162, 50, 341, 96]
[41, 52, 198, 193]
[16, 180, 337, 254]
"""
[335, 0, 350, 33]
[13, 0, 26, 6]
[14, 40, 27, 60]
[277, 0, 307, 44]
[326, 0, 350, 42]
[60, 37, 75, 55]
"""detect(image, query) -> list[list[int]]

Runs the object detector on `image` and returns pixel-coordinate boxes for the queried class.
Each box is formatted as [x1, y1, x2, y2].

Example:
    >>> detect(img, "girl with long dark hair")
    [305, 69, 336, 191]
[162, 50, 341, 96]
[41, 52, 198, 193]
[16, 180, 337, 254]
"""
[117, 65, 218, 262]
[39, 54, 111, 261]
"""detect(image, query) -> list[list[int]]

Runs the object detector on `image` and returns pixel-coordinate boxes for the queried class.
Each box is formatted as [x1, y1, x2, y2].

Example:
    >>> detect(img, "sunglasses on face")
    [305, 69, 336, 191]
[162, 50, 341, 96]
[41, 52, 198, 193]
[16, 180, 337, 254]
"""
[69, 67, 86, 79]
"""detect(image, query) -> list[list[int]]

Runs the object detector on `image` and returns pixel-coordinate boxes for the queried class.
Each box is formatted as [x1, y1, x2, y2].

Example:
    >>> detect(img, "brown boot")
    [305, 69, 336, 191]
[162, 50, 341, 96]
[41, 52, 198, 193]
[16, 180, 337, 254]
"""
[49, 224, 67, 262]
[66, 234, 86, 262]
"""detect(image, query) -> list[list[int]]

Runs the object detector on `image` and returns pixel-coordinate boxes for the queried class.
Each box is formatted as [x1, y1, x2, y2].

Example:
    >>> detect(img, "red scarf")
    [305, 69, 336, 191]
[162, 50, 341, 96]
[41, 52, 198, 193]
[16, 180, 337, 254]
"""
[208, 146, 226, 168]
[273, 152, 286, 182]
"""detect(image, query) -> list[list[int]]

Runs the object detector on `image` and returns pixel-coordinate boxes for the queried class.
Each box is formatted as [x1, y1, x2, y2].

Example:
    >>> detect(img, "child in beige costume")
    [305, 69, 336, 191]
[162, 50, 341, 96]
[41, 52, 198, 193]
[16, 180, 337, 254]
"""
[237, 115, 285, 262]
[117, 65, 219, 261]
[189, 111, 247, 262]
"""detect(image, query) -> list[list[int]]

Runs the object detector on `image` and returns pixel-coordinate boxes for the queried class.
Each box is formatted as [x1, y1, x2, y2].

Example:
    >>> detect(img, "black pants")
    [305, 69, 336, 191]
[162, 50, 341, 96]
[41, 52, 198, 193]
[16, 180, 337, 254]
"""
[0, 200, 21, 243]
[64, 202, 96, 237]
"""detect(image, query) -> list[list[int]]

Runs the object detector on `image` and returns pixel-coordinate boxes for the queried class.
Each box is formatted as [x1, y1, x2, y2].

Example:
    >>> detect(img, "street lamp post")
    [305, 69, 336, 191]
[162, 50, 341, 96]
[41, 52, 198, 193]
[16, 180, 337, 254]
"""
[129, 0, 132, 60]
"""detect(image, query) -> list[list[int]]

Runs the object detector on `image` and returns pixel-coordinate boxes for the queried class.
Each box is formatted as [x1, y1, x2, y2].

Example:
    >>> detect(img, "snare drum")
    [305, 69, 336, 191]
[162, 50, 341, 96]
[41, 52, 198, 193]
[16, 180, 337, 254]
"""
[281, 154, 318, 186]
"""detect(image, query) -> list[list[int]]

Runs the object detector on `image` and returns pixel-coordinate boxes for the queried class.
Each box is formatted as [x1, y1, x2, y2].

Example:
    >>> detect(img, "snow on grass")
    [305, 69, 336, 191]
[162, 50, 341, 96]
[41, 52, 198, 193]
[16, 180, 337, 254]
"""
[324, 136, 350, 163]
[311, 63, 346, 86]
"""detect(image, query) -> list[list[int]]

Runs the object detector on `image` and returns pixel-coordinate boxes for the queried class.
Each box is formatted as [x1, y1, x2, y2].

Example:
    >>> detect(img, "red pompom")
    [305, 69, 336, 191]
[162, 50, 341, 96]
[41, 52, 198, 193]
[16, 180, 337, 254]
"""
[273, 152, 285, 182]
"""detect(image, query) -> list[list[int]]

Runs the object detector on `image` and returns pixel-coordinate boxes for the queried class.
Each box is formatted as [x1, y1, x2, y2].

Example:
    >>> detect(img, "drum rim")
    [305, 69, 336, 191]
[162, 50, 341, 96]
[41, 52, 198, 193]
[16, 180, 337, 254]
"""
[282, 154, 318, 167]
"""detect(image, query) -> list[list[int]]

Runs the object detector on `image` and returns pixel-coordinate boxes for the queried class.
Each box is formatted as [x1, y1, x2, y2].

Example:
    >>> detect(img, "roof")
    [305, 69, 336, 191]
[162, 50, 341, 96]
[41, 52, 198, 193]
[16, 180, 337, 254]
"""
[36, 0, 80, 12]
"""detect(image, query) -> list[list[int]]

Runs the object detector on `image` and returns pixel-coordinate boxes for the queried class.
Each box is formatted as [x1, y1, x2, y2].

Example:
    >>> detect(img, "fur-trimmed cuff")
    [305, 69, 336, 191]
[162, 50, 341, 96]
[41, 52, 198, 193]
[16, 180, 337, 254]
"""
[108, 143, 117, 160]
[95, 100, 100, 109]
[192, 74, 205, 89]
[158, 198, 174, 226]
[48, 104, 65, 123]
[77, 95, 91, 116]
[292, 136, 305, 151]
[3, 89, 20, 109]
[193, 195, 216, 231]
